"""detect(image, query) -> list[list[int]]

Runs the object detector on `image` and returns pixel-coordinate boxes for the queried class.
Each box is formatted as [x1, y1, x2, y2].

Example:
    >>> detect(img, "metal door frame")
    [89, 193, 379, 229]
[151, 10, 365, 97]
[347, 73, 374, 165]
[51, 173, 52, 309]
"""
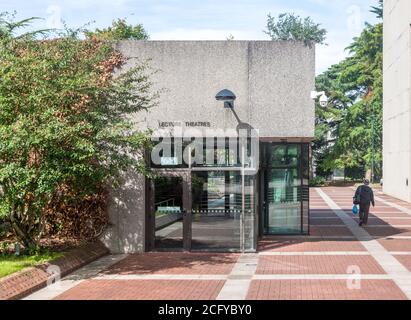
[146, 169, 192, 252]
[262, 143, 304, 236]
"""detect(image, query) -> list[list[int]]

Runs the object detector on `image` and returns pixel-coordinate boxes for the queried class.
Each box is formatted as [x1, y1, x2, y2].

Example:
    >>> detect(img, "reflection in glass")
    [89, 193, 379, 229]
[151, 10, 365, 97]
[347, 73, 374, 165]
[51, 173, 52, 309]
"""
[191, 171, 256, 251]
[154, 177, 184, 249]
[266, 168, 301, 234]
[271, 145, 299, 167]
[301, 144, 310, 234]
[264, 144, 306, 234]
[152, 138, 244, 169]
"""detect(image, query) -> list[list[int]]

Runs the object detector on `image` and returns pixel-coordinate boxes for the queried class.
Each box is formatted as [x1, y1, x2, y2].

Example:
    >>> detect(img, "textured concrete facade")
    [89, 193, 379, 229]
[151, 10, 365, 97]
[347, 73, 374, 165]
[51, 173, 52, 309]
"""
[383, 0, 411, 202]
[116, 41, 315, 139]
[101, 171, 146, 254]
[102, 41, 315, 253]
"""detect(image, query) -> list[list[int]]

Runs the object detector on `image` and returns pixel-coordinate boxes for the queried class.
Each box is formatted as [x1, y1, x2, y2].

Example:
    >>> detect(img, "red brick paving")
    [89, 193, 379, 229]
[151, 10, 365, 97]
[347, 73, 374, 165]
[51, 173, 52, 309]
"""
[322, 188, 411, 239]
[258, 239, 366, 252]
[371, 212, 411, 218]
[103, 253, 239, 275]
[55, 280, 225, 300]
[311, 218, 345, 226]
[363, 226, 411, 238]
[310, 226, 354, 237]
[378, 239, 411, 252]
[310, 212, 339, 218]
[347, 212, 411, 220]
[247, 280, 407, 300]
[256, 255, 385, 275]
[352, 218, 411, 226]
[34, 187, 411, 300]
[393, 255, 411, 272]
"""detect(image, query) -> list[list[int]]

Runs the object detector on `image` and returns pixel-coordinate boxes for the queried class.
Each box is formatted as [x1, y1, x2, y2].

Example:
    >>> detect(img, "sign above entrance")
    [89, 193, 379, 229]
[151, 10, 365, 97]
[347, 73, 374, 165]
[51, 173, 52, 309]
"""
[158, 121, 211, 128]
[185, 122, 211, 128]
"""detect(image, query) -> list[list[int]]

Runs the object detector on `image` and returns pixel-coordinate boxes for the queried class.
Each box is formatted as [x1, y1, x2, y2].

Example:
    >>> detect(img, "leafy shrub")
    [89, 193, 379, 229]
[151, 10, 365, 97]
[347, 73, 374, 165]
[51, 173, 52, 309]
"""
[309, 176, 326, 187]
[0, 14, 157, 247]
[43, 185, 109, 241]
[0, 220, 11, 240]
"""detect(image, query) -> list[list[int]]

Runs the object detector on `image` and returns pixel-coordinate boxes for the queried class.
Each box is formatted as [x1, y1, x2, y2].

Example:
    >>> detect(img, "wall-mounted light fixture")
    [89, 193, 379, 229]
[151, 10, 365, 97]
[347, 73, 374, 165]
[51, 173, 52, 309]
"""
[216, 89, 236, 108]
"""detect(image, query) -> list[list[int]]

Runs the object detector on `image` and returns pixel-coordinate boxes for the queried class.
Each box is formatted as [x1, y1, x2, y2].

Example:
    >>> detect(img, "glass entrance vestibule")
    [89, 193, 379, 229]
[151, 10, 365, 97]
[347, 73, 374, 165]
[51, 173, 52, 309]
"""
[146, 141, 310, 252]
[149, 170, 257, 252]
[260, 143, 310, 236]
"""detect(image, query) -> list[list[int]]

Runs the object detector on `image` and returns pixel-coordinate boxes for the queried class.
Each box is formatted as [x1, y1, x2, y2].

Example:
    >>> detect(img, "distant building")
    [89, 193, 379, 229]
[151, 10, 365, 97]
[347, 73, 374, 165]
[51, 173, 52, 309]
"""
[383, 0, 411, 202]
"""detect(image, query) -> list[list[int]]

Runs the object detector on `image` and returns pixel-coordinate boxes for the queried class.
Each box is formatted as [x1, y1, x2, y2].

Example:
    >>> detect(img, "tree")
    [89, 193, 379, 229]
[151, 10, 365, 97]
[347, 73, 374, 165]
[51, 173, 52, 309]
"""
[371, 0, 383, 19]
[265, 13, 327, 46]
[313, 1, 383, 180]
[0, 12, 49, 40]
[85, 18, 149, 40]
[0, 14, 156, 248]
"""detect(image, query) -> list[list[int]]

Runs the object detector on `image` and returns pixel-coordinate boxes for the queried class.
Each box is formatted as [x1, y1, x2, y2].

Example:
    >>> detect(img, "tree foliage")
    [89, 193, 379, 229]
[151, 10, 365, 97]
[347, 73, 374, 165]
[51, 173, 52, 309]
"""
[0, 12, 49, 40]
[85, 18, 149, 40]
[0, 14, 156, 248]
[313, 2, 383, 180]
[265, 13, 327, 46]
[371, 0, 383, 19]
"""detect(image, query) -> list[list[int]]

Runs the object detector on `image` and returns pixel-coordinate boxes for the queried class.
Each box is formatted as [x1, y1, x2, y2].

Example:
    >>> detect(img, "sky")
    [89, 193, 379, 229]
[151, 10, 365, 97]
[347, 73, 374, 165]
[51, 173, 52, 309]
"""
[0, 0, 380, 74]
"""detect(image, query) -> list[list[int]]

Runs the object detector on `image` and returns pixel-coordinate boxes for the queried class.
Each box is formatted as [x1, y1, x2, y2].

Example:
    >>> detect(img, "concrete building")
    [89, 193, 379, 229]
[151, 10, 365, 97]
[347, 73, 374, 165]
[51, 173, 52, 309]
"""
[383, 0, 411, 202]
[102, 41, 315, 253]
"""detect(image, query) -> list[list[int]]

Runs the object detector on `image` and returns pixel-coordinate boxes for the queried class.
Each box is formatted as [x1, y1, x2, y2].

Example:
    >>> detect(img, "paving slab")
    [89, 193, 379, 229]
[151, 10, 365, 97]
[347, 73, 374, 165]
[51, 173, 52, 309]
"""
[23, 186, 411, 300]
[247, 280, 408, 300]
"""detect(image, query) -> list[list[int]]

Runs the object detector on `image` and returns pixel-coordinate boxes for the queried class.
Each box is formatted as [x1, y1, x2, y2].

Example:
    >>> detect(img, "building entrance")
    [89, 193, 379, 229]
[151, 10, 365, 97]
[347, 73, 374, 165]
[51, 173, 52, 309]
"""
[153, 176, 184, 250]
[148, 170, 256, 252]
[262, 144, 310, 235]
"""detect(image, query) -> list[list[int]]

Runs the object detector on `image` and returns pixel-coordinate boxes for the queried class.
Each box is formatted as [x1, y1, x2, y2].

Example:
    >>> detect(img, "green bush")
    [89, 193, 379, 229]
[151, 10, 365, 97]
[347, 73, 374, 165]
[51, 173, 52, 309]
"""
[0, 14, 157, 248]
[0, 217, 10, 240]
[309, 176, 326, 187]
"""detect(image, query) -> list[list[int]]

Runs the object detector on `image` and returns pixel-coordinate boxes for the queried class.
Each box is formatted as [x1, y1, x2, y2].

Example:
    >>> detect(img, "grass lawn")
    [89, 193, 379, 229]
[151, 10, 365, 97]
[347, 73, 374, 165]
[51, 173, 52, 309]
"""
[0, 252, 63, 278]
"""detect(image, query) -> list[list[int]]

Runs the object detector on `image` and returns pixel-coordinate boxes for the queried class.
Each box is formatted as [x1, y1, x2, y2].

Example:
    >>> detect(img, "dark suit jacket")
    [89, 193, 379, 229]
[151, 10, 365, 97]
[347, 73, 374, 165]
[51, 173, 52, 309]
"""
[355, 185, 375, 206]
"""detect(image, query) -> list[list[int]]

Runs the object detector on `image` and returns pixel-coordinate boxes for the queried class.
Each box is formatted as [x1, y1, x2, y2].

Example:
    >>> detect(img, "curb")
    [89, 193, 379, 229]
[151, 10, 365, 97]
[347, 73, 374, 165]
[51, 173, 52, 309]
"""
[0, 241, 109, 300]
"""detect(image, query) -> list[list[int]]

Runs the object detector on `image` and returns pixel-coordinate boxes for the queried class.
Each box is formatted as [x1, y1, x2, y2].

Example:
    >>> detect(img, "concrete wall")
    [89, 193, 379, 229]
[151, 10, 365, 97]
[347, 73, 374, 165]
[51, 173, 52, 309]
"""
[383, 0, 411, 202]
[116, 41, 315, 139]
[101, 172, 146, 254]
[103, 41, 315, 253]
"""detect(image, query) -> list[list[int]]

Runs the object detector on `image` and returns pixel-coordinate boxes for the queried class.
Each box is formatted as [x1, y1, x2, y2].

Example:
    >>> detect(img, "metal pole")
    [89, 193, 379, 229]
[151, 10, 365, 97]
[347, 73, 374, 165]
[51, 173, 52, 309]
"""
[371, 103, 375, 184]
[241, 142, 245, 253]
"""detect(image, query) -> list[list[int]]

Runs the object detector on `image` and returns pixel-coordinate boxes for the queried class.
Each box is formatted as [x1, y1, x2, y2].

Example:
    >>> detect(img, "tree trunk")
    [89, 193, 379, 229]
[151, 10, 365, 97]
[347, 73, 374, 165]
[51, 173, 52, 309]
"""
[9, 210, 39, 249]
[365, 169, 372, 182]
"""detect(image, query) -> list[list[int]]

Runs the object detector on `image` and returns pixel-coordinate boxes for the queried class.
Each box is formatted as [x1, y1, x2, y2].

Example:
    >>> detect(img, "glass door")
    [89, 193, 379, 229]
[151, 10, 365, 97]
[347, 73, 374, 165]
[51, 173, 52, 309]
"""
[191, 171, 242, 251]
[154, 176, 184, 250]
[265, 167, 301, 234]
[264, 144, 303, 234]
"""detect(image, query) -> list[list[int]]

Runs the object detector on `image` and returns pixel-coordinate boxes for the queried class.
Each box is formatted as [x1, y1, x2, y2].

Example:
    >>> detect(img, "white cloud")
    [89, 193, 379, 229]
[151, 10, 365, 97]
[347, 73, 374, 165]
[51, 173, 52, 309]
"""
[9, 0, 378, 74]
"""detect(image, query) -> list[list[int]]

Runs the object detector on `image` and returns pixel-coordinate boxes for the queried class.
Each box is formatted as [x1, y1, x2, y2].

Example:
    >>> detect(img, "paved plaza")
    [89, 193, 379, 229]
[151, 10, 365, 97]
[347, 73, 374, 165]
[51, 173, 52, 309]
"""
[25, 187, 411, 300]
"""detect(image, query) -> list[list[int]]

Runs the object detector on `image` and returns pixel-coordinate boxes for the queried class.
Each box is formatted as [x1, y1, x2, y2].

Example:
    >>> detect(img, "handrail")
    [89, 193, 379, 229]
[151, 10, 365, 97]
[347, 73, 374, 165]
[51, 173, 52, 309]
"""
[155, 198, 175, 207]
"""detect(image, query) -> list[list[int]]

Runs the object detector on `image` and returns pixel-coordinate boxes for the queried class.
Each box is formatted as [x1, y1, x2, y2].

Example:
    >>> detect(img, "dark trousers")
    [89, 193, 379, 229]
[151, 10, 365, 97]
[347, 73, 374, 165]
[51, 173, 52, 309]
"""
[359, 203, 371, 225]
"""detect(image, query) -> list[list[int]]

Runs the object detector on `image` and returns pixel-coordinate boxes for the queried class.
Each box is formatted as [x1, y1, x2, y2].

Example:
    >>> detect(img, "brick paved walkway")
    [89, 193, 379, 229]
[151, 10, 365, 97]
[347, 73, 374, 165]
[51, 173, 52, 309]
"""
[25, 187, 411, 300]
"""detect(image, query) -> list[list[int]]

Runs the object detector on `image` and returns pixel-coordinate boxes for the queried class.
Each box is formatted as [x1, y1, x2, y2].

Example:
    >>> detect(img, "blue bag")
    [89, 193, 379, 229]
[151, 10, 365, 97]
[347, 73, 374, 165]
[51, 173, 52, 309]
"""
[352, 205, 359, 215]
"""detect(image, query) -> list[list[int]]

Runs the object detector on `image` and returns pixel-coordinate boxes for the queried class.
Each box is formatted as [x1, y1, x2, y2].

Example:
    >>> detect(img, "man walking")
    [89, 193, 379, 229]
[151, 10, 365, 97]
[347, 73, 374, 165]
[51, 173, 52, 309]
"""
[354, 179, 375, 226]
